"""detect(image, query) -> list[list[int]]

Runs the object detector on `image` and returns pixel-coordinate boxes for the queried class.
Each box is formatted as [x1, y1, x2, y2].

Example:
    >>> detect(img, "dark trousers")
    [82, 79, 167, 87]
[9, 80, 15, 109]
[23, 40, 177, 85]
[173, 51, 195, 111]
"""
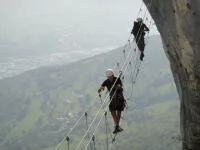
[109, 92, 125, 111]
[135, 35, 145, 52]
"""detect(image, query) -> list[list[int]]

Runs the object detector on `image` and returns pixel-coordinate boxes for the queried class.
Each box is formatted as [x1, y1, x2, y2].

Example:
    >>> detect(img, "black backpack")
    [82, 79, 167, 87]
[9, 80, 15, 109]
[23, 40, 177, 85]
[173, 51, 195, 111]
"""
[131, 22, 144, 36]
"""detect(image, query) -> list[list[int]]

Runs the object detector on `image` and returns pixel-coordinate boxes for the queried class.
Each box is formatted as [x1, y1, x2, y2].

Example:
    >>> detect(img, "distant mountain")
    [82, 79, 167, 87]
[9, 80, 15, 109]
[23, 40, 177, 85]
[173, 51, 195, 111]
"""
[0, 35, 181, 150]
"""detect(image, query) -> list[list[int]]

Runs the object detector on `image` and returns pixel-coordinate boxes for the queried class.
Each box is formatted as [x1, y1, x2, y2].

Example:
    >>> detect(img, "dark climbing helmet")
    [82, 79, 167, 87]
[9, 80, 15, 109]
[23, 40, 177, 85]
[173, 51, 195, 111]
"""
[137, 18, 143, 22]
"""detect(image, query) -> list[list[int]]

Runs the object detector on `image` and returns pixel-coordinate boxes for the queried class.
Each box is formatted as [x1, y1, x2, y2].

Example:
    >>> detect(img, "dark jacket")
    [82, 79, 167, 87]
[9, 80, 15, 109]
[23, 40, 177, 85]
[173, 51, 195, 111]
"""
[131, 21, 149, 38]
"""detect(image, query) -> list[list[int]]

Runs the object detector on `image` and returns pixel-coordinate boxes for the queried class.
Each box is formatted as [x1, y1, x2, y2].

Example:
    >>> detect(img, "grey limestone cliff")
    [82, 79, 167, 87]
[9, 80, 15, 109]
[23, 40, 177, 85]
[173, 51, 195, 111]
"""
[143, 0, 200, 149]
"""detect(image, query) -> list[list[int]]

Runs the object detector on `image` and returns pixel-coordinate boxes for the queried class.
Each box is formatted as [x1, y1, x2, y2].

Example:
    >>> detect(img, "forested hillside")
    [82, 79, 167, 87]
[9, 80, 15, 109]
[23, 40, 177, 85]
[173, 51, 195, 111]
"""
[0, 35, 181, 150]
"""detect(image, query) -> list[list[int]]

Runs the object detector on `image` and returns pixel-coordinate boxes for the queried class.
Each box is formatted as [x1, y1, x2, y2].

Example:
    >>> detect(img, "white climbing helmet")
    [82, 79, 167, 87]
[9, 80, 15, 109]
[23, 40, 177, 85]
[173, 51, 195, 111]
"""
[137, 17, 143, 22]
[106, 69, 114, 77]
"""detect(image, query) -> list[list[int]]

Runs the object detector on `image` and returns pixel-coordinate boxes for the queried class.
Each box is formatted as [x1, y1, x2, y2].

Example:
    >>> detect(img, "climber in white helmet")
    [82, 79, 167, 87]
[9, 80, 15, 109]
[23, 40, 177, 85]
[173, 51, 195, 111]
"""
[131, 17, 149, 61]
[98, 69, 126, 134]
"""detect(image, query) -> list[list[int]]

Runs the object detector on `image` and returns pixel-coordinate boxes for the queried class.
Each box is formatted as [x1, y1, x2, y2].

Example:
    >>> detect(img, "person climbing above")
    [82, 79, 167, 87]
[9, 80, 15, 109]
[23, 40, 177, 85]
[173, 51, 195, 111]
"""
[131, 17, 149, 61]
[98, 69, 126, 134]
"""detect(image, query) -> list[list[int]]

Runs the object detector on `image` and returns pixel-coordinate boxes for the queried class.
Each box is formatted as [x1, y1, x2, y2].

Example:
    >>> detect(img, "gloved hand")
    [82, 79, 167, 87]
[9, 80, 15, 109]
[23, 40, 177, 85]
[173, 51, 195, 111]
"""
[98, 88, 102, 93]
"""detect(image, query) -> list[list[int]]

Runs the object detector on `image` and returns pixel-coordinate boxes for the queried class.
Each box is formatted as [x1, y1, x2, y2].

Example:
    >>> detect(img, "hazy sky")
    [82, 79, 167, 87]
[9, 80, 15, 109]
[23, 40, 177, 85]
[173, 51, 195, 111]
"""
[0, 0, 158, 53]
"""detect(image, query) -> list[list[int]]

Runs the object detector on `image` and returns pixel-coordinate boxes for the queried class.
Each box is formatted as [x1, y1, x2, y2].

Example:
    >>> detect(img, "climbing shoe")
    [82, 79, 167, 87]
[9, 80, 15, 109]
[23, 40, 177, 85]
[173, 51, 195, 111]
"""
[118, 126, 124, 132]
[113, 125, 123, 134]
[140, 53, 144, 61]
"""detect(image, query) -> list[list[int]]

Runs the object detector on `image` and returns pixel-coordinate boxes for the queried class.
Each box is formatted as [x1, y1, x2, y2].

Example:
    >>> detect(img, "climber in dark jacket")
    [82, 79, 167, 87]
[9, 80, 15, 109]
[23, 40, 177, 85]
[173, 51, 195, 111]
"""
[98, 69, 126, 134]
[131, 18, 149, 61]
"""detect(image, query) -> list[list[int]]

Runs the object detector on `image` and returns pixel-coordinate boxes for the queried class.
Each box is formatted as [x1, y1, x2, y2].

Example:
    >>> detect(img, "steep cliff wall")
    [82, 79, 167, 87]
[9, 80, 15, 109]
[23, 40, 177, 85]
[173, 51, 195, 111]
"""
[143, 0, 200, 149]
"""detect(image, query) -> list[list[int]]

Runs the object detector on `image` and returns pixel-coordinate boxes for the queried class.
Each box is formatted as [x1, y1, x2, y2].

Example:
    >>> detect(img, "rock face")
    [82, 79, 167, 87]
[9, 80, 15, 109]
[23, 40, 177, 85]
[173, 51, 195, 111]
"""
[143, 0, 200, 149]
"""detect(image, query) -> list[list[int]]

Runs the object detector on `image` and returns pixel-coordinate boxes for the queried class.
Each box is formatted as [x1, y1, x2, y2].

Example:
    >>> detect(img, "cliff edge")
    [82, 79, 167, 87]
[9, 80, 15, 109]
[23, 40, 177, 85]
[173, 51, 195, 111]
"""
[143, 0, 200, 149]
